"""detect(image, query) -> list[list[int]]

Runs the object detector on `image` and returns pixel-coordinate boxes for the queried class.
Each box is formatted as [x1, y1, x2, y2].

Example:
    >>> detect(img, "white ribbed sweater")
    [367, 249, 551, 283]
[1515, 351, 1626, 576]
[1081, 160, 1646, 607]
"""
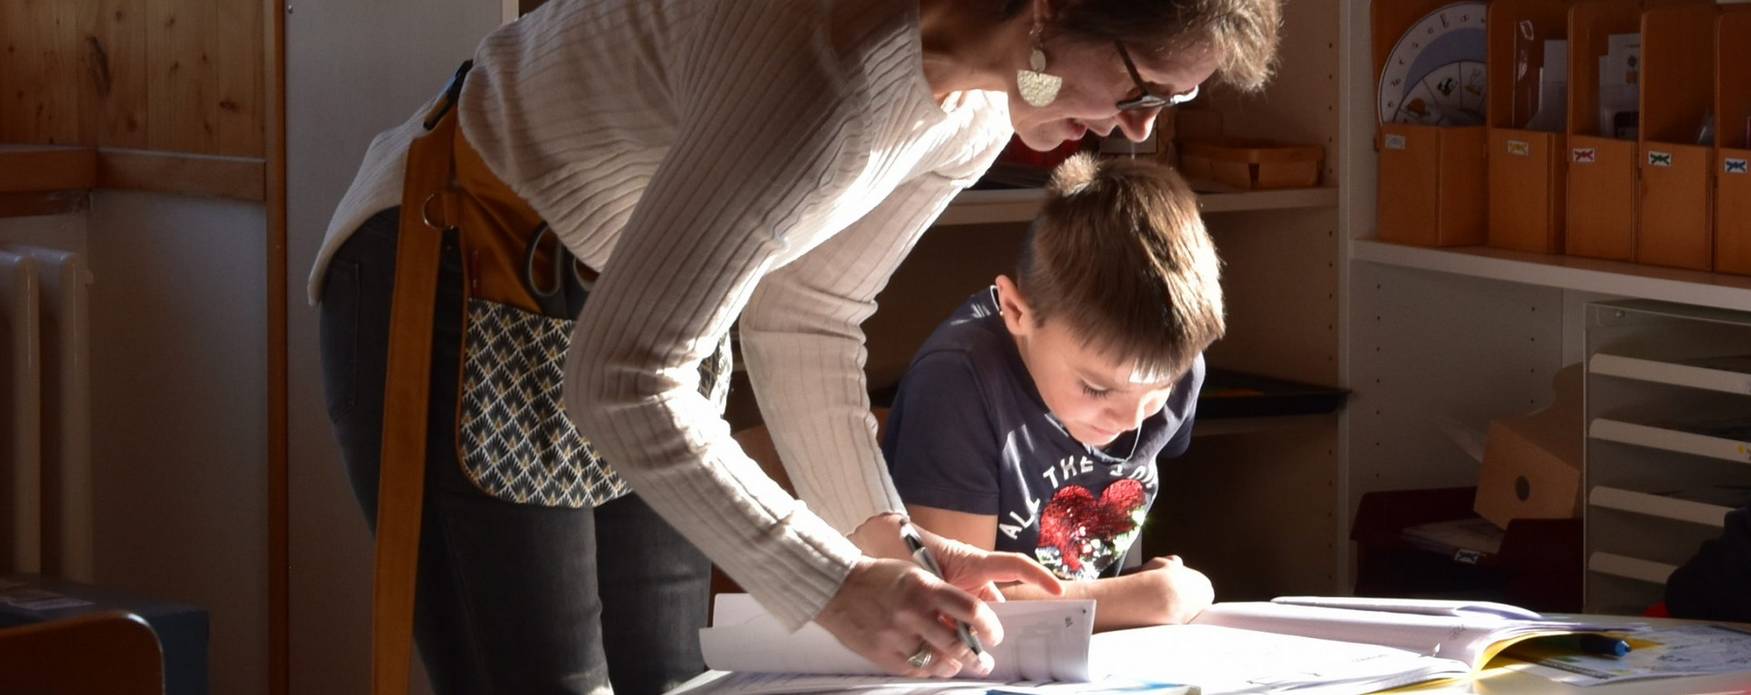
[310, 0, 1012, 628]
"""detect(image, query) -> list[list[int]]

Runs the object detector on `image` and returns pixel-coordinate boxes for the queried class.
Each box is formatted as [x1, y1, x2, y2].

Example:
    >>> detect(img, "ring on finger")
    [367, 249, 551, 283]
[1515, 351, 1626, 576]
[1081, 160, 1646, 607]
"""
[906, 644, 934, 670]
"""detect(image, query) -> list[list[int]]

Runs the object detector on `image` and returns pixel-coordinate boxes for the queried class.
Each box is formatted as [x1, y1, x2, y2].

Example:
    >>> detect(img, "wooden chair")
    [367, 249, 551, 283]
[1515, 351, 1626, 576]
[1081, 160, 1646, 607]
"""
[0, 611, 165, 695]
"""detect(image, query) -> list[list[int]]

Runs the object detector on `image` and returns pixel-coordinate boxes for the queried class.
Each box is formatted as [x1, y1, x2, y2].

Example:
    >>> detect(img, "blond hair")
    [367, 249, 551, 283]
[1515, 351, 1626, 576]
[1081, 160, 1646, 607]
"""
[1016, 153, 1225, 383]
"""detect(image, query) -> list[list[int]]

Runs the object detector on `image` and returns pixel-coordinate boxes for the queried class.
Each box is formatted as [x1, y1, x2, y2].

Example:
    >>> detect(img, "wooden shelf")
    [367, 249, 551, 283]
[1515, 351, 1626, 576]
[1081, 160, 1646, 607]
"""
[1352, 240, 1751, 311]
[1590, 353, 1751, 396]
[1587, 551, 1677, 585]
[936, 186, 1339, 226]
[1589, 418, 1751, 466]
[0, 145, 97, 194]
[1587, 485, 1735, 528]
[0, 145, 264, 203]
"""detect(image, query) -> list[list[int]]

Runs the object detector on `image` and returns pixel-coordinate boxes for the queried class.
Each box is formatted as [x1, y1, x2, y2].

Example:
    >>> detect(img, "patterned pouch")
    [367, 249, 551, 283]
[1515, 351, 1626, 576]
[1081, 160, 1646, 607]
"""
[456, 296, 732, 508]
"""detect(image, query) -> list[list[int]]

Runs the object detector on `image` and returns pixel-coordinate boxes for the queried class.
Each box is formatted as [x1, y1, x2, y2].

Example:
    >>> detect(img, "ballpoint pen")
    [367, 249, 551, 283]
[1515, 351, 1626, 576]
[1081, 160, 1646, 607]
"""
[899, 521, 985, 657]
[1544, 633, 1631, 657]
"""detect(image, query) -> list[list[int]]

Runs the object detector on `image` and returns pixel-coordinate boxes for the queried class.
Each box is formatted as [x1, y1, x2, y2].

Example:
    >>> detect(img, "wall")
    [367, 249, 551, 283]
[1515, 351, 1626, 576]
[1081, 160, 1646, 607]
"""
[285, 1, 500, 692]
[0, 191, 268, 695]
[88, 191, 268, 695]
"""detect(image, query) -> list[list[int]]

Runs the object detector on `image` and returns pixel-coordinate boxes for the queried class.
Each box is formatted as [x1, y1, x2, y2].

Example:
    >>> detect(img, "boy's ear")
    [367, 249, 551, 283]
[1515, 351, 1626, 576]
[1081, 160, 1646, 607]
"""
[993, 275, 1034, 337]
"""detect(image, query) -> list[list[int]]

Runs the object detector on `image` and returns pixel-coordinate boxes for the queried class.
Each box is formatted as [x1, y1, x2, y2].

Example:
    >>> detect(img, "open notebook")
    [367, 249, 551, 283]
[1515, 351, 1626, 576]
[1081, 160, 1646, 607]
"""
[690, 594, 1636, 694]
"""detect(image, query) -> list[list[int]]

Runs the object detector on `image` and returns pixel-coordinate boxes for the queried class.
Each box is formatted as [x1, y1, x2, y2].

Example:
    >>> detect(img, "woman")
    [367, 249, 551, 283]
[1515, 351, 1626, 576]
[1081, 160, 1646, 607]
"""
[315, 0, 1280, 692]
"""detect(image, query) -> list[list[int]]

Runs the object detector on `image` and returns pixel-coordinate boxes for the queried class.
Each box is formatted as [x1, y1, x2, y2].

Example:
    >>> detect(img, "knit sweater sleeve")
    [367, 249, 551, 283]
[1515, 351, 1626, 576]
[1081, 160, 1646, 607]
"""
[560, 7, 889, 629]
[739, 173, 968, 536]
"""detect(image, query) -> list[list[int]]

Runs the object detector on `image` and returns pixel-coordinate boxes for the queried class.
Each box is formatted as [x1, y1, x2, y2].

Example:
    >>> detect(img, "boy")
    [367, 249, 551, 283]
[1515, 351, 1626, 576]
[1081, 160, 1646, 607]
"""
[883, 153, 1222, 631]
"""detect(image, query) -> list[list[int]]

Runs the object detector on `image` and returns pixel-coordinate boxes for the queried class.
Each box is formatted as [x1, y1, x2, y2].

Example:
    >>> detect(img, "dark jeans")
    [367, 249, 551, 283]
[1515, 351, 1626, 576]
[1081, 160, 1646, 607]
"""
[319, 208, 710, 695]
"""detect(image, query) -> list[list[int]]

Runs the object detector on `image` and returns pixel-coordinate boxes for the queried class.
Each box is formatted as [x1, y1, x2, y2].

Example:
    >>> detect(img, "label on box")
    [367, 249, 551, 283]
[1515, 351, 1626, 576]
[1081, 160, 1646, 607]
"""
[1572, 147, 1597, 164]
[1728, 158, 1749, 175]
[1648, 151, 1674, 167]
[1506, 140, 1530, 156]
[1384, 134, 1407, 150]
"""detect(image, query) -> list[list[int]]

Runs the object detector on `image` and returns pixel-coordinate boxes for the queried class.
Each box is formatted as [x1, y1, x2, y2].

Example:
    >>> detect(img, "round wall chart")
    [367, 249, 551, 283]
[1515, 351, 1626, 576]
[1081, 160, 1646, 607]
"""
[1378, 2, 1487, 126]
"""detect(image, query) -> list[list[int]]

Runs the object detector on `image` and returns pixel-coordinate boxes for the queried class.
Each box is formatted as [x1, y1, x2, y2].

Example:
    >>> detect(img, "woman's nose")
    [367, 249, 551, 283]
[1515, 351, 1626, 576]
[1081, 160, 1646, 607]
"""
[1115, 108, 1163, 142]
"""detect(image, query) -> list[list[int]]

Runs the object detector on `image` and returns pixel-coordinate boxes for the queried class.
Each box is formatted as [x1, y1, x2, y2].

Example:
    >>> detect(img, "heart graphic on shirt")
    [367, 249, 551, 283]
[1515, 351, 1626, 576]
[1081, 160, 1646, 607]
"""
[1036, 479, 1148, 578]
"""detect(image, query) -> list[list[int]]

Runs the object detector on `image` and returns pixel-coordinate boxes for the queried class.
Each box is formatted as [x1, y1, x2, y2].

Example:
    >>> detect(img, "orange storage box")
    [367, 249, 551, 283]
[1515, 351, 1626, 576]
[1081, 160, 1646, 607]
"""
[1177, 140, 1323, 190]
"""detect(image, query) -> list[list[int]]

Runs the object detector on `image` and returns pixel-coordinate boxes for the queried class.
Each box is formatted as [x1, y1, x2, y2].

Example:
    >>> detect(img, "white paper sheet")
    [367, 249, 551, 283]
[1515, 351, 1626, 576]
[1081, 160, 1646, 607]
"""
[702, 595, 1096, 682]
[1089, 624, 1463, 695]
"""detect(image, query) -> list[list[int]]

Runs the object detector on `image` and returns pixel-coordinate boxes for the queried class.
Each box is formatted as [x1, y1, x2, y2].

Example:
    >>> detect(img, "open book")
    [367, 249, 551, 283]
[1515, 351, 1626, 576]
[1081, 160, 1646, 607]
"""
[691, 594, 1636, 694]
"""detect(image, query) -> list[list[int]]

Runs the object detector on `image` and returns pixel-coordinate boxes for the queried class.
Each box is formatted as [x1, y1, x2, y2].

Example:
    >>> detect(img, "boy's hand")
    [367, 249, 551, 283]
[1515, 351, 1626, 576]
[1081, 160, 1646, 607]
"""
[1134, 555, 1215, 624]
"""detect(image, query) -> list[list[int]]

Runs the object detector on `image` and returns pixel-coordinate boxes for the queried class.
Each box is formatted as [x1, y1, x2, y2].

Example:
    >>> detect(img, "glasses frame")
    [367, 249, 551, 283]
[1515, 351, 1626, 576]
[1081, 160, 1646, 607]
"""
[1114, 42, 1199, 111]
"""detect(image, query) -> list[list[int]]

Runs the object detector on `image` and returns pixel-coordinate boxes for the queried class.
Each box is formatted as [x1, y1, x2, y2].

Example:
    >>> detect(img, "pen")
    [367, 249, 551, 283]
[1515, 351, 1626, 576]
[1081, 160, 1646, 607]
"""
[899, 521, 985, 657]
[1545, 633, 1631, 657]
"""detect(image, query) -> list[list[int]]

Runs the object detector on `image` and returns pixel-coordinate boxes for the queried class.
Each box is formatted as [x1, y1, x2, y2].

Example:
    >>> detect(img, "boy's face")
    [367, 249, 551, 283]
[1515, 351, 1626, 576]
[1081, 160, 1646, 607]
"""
[995, 277, 1178, 448]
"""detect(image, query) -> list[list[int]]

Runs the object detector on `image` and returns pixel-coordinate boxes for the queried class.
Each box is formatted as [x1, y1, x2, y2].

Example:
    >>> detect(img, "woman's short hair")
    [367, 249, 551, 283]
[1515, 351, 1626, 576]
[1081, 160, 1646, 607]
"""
[1016, 153, 1226, 384]
[1006, 0, 1283, 92]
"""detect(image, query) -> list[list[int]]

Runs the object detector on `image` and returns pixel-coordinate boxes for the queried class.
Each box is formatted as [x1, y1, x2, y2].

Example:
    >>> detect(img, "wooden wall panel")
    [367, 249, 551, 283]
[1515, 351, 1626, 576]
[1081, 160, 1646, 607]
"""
[215, 0, 262, 155]
[2, 0, 261, 157]
[2, 0, 83, 145]
[81, 0, 152, 149]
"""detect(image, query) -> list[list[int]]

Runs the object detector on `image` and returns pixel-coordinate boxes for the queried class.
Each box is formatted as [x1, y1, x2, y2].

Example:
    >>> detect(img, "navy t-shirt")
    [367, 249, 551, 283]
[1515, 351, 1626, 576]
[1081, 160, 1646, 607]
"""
[883, 288, 1203, 581]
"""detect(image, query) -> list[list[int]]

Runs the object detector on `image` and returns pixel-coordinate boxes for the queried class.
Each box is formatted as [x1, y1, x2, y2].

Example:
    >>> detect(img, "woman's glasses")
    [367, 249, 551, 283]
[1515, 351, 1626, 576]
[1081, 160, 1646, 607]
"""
[1115, 42, 1200, 111]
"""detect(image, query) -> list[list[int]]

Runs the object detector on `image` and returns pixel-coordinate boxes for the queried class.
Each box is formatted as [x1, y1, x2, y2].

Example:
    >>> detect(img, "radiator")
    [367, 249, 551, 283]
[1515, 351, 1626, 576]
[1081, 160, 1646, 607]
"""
[0, 247, 93, 581]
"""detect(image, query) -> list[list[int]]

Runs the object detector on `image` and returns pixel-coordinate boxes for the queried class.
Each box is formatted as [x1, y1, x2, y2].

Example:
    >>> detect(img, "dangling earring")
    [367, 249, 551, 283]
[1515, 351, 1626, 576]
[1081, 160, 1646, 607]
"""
[1016, 27, 1062, 108]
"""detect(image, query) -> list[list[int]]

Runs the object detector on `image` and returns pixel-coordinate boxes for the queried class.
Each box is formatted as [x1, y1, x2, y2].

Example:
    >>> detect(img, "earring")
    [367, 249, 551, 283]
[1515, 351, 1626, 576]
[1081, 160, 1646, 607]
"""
[1016, 28, 1062, 108]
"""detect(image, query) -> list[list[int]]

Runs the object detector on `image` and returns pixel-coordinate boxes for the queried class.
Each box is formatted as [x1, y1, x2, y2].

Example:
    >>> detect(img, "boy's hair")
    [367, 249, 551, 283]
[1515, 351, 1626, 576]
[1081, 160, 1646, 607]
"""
[1016, 153, 1225, 384]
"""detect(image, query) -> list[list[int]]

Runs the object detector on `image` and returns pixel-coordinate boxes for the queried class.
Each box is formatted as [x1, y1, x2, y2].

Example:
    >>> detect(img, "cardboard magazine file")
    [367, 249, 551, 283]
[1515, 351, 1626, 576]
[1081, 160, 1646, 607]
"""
[1565, 0, 1642, 261]
[1714, 7, 1751, 275]
[1635, 2, 1717, 271]
[1378, 124, 1487, 246]
[1375, 0, 1487, 247]
[1487, 0, 1571, 253]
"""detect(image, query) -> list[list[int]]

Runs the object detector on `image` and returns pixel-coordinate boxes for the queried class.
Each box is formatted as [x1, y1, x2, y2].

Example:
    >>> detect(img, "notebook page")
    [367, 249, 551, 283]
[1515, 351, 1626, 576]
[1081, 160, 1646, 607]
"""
[1191, 602, 1629, 670]
[1089, 624, 1466, 694]
[1269, 596, 1543, 620]
[1191, 602, 1516, 669]
[701, 596, 1096, 682]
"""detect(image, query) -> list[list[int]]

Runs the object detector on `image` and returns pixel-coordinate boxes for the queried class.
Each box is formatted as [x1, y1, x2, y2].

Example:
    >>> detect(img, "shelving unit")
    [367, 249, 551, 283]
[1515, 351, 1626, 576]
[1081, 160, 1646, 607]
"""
[1587, 551, 1679, 585]
[1337, 0, 1751, 608]
[1589, 418, 1751, 464]
[937, 186, 1340, 227]
[1590, 353, 1751, 395]
[1582, 300, 1751, 614]
[1588, 485, 1735, 528]
[1351, 240, 1751, 312]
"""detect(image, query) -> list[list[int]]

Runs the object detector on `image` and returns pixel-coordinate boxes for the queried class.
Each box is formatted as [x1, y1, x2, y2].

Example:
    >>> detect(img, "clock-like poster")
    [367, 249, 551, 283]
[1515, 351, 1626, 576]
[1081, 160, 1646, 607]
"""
[1379, 2, 1488, 126]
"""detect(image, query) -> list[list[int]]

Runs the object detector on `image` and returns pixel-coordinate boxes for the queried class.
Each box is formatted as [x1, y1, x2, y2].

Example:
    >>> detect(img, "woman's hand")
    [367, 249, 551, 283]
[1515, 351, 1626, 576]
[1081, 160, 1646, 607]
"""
[816, 514, 1064, 677]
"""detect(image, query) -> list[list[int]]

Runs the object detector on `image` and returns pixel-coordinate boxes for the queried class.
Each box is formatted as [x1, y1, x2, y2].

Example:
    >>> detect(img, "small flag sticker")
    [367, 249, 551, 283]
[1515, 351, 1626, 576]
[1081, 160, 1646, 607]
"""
[1384, 134, 1407, 150]
[1572, 147, 1597, 164]
[1507, 140, 1530, 156]
[1649, 151, 1674, 167]
[1728, 158, 1749, 175]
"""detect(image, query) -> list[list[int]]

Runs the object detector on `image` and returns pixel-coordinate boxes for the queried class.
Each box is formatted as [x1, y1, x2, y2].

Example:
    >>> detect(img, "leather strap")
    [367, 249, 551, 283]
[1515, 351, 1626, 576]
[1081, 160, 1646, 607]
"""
[371, 95, 462, 695]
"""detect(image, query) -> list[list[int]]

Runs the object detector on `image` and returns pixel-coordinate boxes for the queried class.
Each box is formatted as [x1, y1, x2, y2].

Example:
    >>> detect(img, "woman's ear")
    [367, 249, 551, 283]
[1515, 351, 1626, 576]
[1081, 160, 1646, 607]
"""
[993, 275, 1034, 338]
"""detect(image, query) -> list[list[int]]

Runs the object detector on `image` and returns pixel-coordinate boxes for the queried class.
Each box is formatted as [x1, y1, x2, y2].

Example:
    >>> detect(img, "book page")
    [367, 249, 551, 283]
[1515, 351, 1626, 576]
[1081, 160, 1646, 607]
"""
[1192, 602, 1632, 670]
[701, 595, 1095, 682]
[1089, 624, 1466, 694]
[1270, 596, 1542, 620]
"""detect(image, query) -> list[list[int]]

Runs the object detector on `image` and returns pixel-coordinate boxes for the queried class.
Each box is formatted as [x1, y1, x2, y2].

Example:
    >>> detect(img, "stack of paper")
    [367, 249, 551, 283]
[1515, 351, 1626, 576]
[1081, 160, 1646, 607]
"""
[685, 595, 1638, 695]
